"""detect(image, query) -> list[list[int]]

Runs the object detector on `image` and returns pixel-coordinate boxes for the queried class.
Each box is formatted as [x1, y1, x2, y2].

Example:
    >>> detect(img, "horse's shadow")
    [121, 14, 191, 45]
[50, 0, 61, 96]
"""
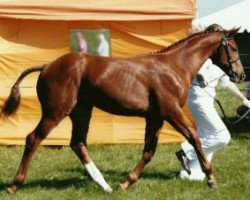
[0, 168, 179, 191]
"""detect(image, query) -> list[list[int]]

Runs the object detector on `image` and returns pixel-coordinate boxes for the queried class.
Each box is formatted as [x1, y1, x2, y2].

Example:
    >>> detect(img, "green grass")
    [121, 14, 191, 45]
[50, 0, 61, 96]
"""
[216, 82, 250, 139]
[0, 141, 249, 200]
[0, 83, 249, 200]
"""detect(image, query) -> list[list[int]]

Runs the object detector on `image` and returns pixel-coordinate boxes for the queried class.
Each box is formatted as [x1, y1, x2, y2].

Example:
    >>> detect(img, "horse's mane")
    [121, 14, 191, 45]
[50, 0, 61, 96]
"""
[153, 30, 221, 54]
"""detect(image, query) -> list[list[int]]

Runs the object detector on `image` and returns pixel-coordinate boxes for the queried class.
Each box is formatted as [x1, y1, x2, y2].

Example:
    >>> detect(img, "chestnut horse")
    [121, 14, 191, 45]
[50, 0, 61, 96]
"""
[1, 28, 244, 193]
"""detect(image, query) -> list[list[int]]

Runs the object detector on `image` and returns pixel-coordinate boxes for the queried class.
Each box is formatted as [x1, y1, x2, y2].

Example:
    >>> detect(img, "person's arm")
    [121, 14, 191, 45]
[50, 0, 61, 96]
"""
[225, 82, 250, 108]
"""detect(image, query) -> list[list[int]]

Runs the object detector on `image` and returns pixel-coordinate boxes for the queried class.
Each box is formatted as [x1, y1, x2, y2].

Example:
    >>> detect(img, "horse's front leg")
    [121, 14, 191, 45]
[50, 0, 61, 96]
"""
[120, 116, 163, 190]
[167, 106, 217, 188]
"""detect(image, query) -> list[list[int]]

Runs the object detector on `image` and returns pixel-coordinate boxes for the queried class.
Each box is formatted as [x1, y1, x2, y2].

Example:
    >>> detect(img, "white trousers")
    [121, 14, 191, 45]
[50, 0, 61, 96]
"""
[180, 96, 231, 180]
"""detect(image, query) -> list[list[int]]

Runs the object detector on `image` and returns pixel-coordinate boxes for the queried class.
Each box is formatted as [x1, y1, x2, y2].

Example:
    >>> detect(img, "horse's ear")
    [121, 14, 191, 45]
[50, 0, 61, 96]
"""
[227, 27, 241, 37]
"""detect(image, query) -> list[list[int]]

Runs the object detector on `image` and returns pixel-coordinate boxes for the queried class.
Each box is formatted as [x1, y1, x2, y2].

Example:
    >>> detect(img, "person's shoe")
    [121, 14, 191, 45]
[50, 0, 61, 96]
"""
[175, 150, 191, 175]
[179, 170, 205, 181]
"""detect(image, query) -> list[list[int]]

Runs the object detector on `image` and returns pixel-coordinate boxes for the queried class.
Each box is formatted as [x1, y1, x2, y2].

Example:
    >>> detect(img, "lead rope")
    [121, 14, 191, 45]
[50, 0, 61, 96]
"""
[193, 75, 250, 125]
[214, 97, 250, 125]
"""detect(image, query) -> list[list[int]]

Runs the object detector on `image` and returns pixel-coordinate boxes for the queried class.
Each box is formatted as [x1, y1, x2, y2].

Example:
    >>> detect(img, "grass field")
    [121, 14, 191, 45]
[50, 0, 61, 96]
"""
[0, 84, 249, 200]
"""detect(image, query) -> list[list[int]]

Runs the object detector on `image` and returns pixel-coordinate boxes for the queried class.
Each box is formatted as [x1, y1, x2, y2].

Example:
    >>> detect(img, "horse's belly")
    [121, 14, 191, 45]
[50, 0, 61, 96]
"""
[80, 82, 148, 116]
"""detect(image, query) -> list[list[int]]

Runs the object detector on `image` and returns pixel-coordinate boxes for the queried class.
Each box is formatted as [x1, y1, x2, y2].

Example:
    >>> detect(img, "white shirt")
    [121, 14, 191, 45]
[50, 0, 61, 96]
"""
[189, 59, 231, 98]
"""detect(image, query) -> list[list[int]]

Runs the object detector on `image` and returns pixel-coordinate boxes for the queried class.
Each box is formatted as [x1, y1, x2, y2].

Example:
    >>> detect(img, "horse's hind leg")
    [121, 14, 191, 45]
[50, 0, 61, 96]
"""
[120, 115, 163, 190]
[166, 107, 217, 188]
[69, 103, 112, 193]
[7, 115, 64, 193]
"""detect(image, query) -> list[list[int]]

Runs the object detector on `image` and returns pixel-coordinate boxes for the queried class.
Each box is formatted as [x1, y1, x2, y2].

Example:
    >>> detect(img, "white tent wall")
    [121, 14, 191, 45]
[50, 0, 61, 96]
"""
[193, 0, 250, 81]
[193, 0, 250, 32]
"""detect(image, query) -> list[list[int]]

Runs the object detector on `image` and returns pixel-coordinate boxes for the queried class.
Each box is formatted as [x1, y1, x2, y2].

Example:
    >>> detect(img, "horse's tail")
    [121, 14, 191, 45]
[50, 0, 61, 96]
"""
[0, 65, 45, 117]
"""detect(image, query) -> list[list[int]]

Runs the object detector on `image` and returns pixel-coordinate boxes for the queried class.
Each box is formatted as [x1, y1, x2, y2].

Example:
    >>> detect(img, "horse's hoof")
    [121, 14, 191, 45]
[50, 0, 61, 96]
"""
[105, 187, 113, 194]
[119, 182, 129, 192]
[207, 181, 218, 189]
[6, 186, 17, 194]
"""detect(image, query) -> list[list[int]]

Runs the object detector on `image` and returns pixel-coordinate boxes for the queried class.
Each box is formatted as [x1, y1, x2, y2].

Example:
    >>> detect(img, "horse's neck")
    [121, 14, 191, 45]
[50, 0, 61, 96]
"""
[183, 33, 222, 80]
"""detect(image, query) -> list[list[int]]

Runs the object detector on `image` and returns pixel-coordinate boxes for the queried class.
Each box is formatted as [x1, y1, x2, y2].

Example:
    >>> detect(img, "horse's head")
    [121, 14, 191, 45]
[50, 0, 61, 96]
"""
[211, 27, 245, 82]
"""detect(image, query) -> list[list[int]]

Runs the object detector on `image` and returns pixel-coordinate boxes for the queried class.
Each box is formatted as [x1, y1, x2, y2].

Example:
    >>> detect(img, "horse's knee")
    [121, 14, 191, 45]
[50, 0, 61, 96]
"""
[26, 127, 49, 147]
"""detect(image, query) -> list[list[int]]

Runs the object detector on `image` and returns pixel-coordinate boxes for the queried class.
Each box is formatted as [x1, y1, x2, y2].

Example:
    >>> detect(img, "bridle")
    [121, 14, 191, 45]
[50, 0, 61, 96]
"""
[217, 32, 240, 80]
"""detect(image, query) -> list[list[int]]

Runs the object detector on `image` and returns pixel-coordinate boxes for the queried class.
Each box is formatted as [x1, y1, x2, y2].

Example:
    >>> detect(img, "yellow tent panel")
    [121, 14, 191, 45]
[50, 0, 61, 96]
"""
[0, 0, 196, 145]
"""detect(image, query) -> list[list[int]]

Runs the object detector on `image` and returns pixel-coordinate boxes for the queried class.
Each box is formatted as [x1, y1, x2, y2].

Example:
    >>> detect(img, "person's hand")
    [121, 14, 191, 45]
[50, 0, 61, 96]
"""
[243, 98, 250, 108]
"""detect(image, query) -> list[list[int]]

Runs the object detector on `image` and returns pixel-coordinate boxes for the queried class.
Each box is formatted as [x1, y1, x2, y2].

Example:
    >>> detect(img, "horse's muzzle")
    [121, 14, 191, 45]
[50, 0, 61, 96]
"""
[242, 73, 246, 80]
[239, 73, 246, 82]
[230, 71, 246, 83]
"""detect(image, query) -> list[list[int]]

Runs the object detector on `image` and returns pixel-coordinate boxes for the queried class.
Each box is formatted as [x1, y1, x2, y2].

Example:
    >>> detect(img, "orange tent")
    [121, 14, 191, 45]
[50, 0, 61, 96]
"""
[0, 0, 196, 145]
